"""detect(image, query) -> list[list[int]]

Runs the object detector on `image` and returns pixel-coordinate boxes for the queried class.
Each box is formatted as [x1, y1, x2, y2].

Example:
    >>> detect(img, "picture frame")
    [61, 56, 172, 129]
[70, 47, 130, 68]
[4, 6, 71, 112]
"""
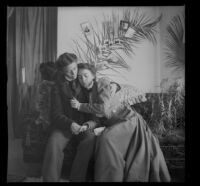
[80, 22, 92, 35]
[120, 20, 130, 31]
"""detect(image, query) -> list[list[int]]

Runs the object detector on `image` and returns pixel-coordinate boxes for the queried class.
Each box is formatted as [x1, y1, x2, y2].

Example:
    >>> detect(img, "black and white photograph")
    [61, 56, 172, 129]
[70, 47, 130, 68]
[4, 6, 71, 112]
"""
[7, 6, 185, 182]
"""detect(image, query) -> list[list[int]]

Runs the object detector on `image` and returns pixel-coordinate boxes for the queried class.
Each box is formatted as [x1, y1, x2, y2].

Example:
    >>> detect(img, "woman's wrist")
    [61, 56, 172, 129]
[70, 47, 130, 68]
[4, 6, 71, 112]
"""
[77, 103, 81, 110]
[83, 123, 90, 129]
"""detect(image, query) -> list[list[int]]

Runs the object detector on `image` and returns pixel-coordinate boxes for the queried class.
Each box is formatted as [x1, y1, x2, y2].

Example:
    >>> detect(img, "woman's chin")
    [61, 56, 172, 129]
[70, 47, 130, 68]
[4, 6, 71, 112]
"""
[84, 85, 89, 89]
[71, 76, 76, 80]
[81, 84, 90, 89]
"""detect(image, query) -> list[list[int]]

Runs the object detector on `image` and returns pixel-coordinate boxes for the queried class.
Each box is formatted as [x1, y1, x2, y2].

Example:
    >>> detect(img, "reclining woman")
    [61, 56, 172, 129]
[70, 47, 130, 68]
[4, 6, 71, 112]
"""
[70, 63, 171, 182]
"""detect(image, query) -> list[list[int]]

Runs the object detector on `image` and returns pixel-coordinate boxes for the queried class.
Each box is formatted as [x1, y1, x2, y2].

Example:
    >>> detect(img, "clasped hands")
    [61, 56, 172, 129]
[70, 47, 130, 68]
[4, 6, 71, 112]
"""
[70, 98, 87, 135]
[71, 122, 88, 135]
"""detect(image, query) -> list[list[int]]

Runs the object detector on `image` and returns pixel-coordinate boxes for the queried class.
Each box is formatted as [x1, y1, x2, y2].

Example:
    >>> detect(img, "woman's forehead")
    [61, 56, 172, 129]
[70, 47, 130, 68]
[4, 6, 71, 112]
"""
[78, 68, 91, 75]
[63, 62, 77, 71]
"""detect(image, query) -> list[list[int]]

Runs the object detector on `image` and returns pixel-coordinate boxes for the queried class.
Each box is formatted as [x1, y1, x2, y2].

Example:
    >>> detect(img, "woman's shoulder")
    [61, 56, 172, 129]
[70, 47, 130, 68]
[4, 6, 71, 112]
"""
[96, 77, 111, 89]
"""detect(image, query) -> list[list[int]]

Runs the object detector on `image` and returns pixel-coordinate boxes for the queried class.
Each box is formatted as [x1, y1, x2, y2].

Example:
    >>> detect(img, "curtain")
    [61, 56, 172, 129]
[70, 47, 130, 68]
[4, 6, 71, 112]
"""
[7, 7, 16, 140]
[7, 7, 57, 138]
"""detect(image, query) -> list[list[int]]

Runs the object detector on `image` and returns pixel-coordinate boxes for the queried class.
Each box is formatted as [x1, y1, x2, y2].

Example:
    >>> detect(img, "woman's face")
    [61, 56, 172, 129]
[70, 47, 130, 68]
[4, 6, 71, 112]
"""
[78, 69, 95, 89]
[62, 62, 78, 81]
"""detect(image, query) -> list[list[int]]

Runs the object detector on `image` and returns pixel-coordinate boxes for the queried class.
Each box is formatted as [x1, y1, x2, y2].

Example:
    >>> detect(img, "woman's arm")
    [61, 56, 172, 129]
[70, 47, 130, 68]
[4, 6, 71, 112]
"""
[82, 112, 102, 129]
[78, 78, 114, 118]
[51, 84, 76, 135]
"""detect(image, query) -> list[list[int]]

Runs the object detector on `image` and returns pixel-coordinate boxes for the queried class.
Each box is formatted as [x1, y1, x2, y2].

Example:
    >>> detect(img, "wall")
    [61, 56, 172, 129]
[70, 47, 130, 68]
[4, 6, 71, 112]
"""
[57, 6, 185, 93]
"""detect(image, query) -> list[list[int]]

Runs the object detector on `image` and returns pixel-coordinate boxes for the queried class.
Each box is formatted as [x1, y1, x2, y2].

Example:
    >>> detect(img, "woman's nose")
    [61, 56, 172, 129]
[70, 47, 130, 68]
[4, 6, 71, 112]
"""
[71, 70, 75, 76]
[82, 77, 87, 83]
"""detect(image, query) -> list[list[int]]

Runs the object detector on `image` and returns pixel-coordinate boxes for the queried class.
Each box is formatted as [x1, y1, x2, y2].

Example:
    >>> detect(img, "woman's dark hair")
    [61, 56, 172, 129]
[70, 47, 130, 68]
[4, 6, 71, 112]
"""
[56, 52, 77, 71]
[77, 63, 97, 76]
[39, 62, 57, 81]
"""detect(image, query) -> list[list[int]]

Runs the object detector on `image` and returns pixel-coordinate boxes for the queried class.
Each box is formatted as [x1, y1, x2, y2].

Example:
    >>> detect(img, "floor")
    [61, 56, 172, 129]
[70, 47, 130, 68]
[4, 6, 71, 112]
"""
[7, 138, 184, 182]
[7, 138, 69, 182]
[7, 139, 27, 182]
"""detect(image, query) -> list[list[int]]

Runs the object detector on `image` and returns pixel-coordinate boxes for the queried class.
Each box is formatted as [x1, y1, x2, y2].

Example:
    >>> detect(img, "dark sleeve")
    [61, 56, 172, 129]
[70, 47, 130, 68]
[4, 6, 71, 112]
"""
[51, 85, 74, 134]
[78, 78, 112, 118]
[83, 114, 102, 129]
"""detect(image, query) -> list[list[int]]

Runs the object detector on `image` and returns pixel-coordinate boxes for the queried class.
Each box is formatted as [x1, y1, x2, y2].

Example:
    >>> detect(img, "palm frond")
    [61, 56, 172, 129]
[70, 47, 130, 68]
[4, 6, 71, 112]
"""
[91, 22, 102, 45]
[73, 39, 93, 64]
[72, 47, 84, 63]
[72, 8, 161, 75]
[164, 14, 185, 72]
[78, 36, 96, 59]
[111, 50, 131, 70]
[122, 8, 162, 45]
[72, 40, 86, 63]
[104, 65, 128, 79]
[82, 33, 99, 55]
[119, 37, 138, 56]
[133, 14, 162, 45]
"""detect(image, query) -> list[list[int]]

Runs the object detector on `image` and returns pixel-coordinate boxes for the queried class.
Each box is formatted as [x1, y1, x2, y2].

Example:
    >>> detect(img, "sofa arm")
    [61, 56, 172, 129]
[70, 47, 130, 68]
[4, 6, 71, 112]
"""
[21, 111, 50, 163]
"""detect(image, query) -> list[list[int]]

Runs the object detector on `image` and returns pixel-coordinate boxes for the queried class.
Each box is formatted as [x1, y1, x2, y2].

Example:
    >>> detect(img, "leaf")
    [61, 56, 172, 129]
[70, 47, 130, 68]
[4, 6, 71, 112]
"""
[105, 64, 127, 79]
[72, 40, 85, 63]
[122, 8, 162, 45]
[164, 14, 185, 72]
[73, 39, 91, 63]
[91, 26, 102, 47]
[111, 50, 130, 70]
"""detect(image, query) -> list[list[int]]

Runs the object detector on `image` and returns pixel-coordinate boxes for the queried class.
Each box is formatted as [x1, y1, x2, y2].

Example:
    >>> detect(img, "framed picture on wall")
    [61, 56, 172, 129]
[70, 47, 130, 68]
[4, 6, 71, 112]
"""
[120, 20, 130, 31]
[80, 22, 92, 35]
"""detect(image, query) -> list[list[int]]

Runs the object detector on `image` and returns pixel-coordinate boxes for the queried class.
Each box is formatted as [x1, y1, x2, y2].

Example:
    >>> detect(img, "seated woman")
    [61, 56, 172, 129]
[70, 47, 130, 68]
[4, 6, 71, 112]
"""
[70, 63, 171, 182]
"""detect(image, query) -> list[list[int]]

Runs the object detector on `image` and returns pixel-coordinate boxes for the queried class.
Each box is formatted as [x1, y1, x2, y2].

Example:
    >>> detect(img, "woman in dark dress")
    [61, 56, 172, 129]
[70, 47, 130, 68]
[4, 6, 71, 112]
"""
[70, 63, 171, 182]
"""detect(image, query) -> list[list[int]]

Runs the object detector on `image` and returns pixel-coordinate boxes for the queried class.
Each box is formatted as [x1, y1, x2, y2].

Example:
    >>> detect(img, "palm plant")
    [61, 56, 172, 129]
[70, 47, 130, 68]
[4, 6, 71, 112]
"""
[163, 12, 185, 129]
[151, 12, 185, 139]
[72, 8, 162, 78]
[164, 12, 185, 73]
[121, 9, 162, 46]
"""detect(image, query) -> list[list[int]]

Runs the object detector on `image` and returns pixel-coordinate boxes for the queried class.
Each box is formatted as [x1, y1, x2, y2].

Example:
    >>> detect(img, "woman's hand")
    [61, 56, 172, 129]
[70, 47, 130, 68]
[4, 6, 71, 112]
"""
[94, 127, 106, 136]
[71, 122, 81, 135]
[79, 124, 89, 133]
[70, 98, 81, 110]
